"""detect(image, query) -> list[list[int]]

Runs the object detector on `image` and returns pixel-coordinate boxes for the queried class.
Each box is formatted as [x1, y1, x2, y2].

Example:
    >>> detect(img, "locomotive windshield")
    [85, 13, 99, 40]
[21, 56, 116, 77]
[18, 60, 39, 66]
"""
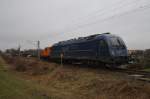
[110, 37, 125, 48]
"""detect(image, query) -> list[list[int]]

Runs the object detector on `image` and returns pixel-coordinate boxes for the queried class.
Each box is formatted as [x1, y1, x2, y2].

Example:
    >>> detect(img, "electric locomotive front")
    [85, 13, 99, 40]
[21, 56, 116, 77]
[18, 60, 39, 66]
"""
[105, 34, 128, 65]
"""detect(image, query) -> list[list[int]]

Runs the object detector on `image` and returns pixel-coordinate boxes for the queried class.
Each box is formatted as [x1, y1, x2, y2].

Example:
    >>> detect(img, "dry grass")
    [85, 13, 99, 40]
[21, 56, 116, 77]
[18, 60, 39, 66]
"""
[2, 55, 57, 75]
[2, 55, 150, 99]
[23, 66, 150, 99]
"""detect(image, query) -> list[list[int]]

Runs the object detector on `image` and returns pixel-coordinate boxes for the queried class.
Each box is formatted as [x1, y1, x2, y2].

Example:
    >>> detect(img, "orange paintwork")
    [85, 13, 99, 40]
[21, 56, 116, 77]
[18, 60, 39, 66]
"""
[40, 47, 52, 58]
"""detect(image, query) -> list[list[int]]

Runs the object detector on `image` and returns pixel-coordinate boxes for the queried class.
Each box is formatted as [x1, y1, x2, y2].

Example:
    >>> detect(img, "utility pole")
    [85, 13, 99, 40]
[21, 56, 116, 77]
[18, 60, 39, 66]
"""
[18, 44, 21, 57]
[37, 40, 40, 60]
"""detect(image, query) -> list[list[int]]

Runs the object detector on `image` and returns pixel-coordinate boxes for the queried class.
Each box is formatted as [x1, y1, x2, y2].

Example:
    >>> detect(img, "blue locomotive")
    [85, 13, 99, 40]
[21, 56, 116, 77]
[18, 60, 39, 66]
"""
[50, 33, 128, 66]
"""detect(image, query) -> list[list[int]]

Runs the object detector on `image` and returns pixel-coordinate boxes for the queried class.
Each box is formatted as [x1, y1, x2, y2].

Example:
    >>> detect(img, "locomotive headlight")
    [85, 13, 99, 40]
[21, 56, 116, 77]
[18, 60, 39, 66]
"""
[111, 50, 115, 56]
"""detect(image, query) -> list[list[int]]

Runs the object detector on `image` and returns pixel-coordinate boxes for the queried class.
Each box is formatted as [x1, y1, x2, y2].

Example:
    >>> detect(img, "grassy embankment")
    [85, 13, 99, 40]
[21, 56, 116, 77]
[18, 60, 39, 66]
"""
[1, 55, 150, 99]
[0, 56, 51, 99]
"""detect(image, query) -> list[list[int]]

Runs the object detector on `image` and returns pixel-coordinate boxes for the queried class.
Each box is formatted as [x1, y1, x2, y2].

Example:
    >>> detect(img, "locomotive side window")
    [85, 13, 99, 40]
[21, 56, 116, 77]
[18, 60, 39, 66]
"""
[100, 40, 107, 47]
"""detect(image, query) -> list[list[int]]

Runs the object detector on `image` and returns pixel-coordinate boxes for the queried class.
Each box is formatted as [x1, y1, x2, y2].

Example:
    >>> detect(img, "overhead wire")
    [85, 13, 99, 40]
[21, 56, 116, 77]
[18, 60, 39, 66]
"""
[70, 0, 127, 23]
[70, 0, 139, 25]
[70, 3, 150, 31]
[40, 0, 150, 46]
[61, 0, 150, 32]
[40, 0, 128, 40]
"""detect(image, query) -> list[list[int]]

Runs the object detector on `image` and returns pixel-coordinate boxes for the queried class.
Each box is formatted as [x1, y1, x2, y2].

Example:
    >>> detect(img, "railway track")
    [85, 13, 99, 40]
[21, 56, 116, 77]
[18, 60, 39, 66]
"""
[42, 59, 150, 83]
[59, 61, 150, 82]
[113, 68, 150, 82]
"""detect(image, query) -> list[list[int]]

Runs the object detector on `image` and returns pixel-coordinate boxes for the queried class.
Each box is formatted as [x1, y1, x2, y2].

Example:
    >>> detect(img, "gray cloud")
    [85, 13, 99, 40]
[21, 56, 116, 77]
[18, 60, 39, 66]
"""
[0, 0, 150, 50]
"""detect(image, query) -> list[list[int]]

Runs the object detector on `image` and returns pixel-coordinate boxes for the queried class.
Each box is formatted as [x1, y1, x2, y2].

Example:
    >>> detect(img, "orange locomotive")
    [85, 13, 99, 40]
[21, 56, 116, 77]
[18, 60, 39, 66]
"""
[40, 47, 52, 59]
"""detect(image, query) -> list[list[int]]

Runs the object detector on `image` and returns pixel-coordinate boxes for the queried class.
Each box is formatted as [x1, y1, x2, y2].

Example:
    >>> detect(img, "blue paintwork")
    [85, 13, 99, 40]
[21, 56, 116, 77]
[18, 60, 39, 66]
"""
[51, 33, 128, 64]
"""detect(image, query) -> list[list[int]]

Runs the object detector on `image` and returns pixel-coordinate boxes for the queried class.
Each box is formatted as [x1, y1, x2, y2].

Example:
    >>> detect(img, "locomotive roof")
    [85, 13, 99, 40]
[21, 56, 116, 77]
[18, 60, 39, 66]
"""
[53, 33, 114, 46]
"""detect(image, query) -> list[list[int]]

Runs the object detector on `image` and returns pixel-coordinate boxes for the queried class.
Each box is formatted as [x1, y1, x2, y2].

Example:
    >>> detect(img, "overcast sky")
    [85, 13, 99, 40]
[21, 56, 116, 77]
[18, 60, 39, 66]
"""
[0, 0, 150, 50]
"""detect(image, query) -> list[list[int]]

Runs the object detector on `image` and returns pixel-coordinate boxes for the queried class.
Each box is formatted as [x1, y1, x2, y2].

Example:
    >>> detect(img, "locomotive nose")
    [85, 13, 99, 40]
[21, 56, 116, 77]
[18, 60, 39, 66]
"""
[111, 48, 128, 64]
[113, 48, 128, 56]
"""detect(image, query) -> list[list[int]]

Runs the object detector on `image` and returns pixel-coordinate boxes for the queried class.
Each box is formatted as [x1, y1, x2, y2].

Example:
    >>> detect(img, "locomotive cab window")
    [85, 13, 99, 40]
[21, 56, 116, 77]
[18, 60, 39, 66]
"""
[110, 37, 125, 48]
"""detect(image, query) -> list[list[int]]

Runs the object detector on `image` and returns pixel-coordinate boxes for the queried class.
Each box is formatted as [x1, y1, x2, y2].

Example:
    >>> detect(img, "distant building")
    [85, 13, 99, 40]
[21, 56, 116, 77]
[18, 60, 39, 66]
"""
[128, 50, 144, 56]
